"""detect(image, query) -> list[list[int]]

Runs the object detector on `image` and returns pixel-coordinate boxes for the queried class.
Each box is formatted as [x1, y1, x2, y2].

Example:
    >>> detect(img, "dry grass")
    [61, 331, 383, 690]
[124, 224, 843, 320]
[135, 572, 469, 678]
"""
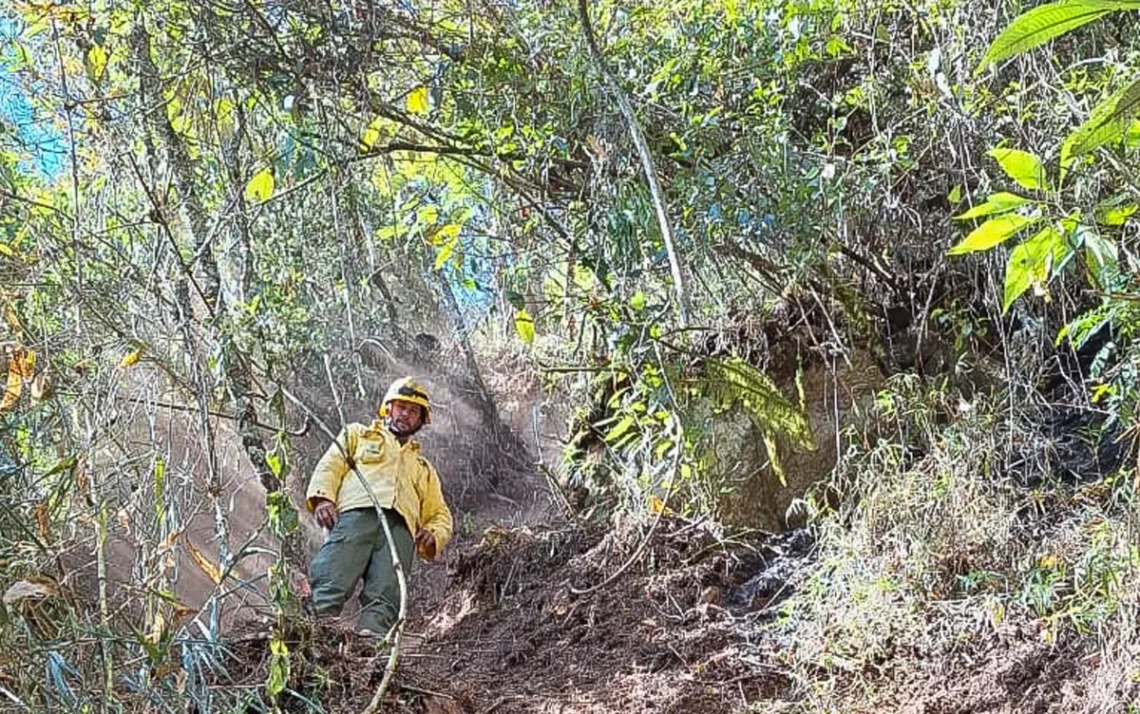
[778, 374, 1140, 713]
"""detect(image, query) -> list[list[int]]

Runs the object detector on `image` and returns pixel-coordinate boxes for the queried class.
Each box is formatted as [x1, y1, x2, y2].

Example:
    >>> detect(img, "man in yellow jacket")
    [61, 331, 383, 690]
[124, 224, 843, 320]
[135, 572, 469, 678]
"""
[306, 377, 453, 637]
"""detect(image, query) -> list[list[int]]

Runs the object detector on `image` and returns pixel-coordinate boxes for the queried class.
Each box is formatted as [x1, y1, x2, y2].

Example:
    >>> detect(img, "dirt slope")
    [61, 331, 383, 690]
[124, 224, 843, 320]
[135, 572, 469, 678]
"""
[220, 517, 808, 714]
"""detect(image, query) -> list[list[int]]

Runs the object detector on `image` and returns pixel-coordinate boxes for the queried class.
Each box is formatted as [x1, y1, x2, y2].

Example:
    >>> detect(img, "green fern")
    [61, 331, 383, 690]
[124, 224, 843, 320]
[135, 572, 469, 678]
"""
[701, 357, 816, 485]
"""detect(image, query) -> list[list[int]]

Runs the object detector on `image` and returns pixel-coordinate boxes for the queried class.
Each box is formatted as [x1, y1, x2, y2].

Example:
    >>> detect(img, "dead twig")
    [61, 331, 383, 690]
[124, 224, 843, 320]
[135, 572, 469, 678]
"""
[477, 695, 524, 714]
[398, 683, 454, 699]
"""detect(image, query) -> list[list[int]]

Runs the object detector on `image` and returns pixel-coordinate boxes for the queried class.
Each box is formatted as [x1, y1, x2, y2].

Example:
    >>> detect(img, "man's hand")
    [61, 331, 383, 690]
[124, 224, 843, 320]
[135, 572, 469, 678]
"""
[313, 499, 338, 530]
[415, 529, 437, 561]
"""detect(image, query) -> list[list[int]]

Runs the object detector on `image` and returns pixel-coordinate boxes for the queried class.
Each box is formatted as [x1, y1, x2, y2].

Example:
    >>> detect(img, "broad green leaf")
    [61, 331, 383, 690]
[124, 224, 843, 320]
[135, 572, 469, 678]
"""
[572, 264, 596, 291]
[244, 168, 274, 202]
[267, 639, 289, 697]
[948, 185, 962, 204]
[976, 0, 1138, 73]
[407, 85, 429, 115]
[1095, 200, 1137, 226]
[1002, 225, 1068, 312]
[433, 234, 459, 270]
[1128, 119, 1140, 150]
[265, 449, 282, 478]
[361, 116, 385, 151]
[267, 491, 298, 538]
[1082, 229, 1118, 285]
[417, 204, 439, 226]
[987, 148, 1049, 191]
[504, 289, 525, 310]
[1064, 78, 1140, 157]
[0, 243, 13, 257]
[630, 291, 647, 311]
[604, 415, 636, 442]
[215, 98, 235, 139]
[434, 223, 461, 243]
[515, 308, 535, 343]
[86, 45, 107, 81]
[953, 192, 1030, 220]
[948, 213, 1040, 255]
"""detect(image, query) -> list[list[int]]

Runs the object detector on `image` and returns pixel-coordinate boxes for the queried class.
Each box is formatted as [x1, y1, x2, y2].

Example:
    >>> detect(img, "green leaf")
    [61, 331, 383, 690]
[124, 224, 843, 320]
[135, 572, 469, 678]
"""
[1002, 225, 1068, 312]
[433, 234, 459, 270]
[267, 491, 298, 539]
[953, 192, 1031, 220]
[407, 85, 429, 115]
[1056, 305, 1111, 348]
[630, 291, 647, 311]
[0, 243, 13, 257]
[515, 308, 535, 343]
[244, 168, 275, 202]
[948, 213, 1040, 255]
[1064, 78, 1140, 157]
[1089, 197, 1135, 224]
[86, 45, 107, 81]
[975, 0, 1138, 73]
[705, 358, 815, 451]
[1082, 228, 1118, 285]
[572, 264, 596, 291]
[215, 98, 236, 139]
[604, 415, 636, 443]
[434, 223, 461, 243]
[948, 185, 962, 204]
[417, 204, 439, 226]
[504, 289, 525, 310]
[987, 148, 1050, 191]
[267, 639, 290, 697]
[265, 449, 283, 478]
[361, 116, 385, 151]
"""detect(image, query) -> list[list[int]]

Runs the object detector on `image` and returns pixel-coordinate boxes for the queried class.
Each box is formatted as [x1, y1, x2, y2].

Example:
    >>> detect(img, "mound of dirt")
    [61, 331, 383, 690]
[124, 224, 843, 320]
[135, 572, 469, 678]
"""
[394, 517, 811, 713]
[214, 517, 812, 713]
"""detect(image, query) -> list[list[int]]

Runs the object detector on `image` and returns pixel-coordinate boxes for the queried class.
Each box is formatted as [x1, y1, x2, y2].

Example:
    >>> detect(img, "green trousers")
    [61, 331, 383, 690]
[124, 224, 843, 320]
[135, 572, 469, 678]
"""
[308, 507, 414, 634]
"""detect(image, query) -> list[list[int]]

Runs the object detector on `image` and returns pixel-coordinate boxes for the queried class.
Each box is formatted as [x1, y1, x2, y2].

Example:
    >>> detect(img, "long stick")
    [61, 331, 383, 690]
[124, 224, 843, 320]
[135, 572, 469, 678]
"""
[575, 0, 688, 327]
[283, 362, 408, 714]
[51, 18, 83, 296]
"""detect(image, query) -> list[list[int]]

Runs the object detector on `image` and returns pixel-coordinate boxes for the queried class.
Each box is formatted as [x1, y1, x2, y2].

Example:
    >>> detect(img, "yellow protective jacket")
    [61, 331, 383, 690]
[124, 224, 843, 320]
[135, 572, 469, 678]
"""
[305, 421, 452, 558]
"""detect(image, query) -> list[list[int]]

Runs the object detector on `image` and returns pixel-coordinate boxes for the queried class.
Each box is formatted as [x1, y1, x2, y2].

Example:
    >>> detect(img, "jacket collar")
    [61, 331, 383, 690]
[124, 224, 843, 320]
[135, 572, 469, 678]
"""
[365, 420, 422, 452]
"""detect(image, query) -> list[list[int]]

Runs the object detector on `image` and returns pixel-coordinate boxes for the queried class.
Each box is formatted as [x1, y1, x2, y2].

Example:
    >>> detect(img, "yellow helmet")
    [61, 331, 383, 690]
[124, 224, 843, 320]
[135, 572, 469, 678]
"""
[378, 377, 432, 424]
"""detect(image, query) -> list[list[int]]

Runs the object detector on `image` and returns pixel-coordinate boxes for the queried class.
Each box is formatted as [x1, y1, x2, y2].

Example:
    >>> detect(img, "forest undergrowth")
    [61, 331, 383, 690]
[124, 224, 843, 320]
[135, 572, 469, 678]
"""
[3, 0, 1140, 709]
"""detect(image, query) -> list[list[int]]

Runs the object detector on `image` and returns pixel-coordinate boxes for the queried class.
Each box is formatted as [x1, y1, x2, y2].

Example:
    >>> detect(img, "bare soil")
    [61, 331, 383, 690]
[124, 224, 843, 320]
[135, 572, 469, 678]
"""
[220, 516, 808, 713]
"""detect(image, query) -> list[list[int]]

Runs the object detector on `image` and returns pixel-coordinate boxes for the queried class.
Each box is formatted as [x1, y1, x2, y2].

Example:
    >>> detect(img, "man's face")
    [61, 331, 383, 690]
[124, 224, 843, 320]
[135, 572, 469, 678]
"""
[386, 399, 425, 436]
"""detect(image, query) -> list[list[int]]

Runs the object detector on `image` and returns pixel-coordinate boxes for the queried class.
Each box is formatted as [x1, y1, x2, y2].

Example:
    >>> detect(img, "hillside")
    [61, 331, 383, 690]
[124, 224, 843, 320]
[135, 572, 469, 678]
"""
[3, 0, 1140, 711]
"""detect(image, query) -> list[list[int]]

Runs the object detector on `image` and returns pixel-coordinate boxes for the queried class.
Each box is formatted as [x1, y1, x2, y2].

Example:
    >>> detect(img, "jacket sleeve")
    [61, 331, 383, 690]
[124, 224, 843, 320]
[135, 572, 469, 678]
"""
[415, 458, 453, 558]
[306, 425, 358, 511]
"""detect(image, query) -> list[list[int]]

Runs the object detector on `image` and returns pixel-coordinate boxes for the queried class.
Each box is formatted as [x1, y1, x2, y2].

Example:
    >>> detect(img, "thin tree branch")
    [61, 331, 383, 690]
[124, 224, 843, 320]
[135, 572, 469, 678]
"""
[279, 367, 410, 714]
[576, 0, 689, 326]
